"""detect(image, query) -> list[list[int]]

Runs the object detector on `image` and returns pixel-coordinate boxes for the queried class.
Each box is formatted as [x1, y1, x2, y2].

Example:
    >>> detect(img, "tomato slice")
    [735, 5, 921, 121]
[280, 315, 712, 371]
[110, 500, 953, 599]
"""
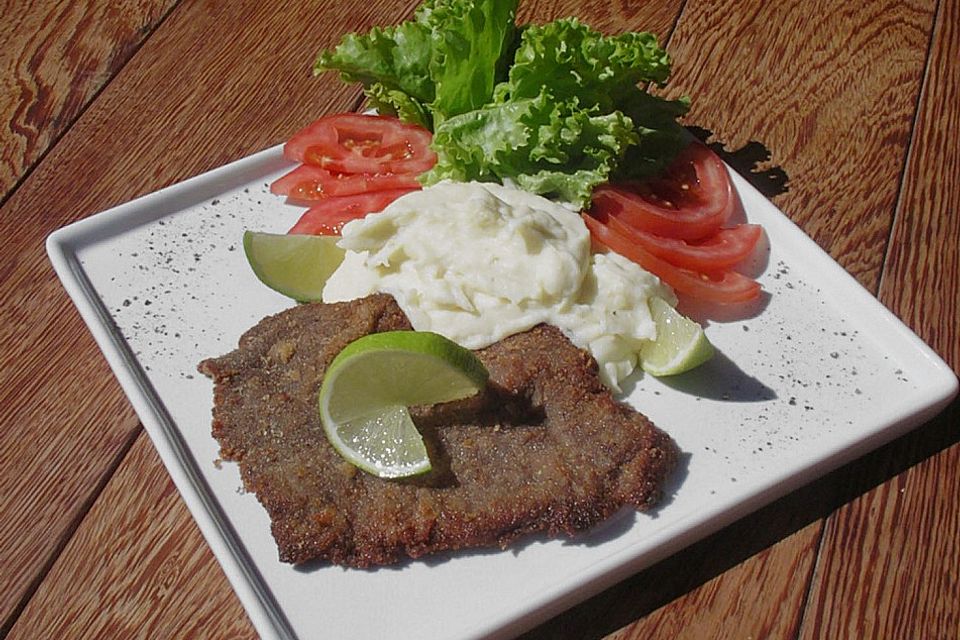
[582, 213, 761, 304]
[288, 189, 416, 235]
[592, 143, 733, 241]
[603, 215, 763, 272]
[270, 164, 421, 204]
[284, 113, 436, 175]
[281, 118, 337, 163]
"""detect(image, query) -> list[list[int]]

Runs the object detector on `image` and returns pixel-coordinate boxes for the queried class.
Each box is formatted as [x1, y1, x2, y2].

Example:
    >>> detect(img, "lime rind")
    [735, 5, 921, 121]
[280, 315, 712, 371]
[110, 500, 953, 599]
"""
[325, 349, 487, 420]
[319, 331, 489, 478]
[329, 331, 489, 387]
[640, 296, 715, 376]
[243, 230, 345, 302]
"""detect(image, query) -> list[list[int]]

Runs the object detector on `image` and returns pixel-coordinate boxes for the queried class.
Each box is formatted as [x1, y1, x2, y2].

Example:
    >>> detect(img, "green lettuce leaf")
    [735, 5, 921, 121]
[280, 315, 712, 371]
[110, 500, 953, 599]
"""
[493, 18, 689, 182]
[314, 21, 434, 105]
[616, 90, 691, 180]
[314, 0, 690, 205]
[421, 17, 688, 204]
[314, 0, 518, 128]
[494, 18, 672, 109]
[365, 82, 432, 129]
[418, 0, 518, 123]
[422, 89, 639, 205]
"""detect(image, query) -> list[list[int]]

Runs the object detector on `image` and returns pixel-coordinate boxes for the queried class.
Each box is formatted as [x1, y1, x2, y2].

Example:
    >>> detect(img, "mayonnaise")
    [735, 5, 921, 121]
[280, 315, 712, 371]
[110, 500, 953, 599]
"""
[323, 181, 674, 389]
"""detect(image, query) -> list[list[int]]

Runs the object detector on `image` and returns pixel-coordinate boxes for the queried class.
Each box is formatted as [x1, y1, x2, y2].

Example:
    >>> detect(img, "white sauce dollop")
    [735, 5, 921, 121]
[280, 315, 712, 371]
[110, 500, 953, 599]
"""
[323, 181, 674, 390]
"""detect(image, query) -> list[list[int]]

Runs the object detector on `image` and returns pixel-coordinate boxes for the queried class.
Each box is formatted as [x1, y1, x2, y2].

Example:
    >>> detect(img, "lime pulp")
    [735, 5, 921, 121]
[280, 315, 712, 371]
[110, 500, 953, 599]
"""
[640, 296, 714, 376]
[243, 230, 345, 302]
[318, 331, 488, 478]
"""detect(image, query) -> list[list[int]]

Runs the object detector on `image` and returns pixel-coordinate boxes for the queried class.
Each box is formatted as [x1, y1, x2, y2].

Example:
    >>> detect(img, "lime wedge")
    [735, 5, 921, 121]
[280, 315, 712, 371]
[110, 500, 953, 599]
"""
[243, 231, 345, 302]
[318, 331, 489, 478]
[640, 296, 715, 376]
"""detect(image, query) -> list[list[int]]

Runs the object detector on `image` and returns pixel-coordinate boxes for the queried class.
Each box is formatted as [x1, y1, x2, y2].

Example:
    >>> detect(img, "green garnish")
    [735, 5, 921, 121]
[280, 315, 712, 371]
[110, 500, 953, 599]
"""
[315, 0, 690, 206]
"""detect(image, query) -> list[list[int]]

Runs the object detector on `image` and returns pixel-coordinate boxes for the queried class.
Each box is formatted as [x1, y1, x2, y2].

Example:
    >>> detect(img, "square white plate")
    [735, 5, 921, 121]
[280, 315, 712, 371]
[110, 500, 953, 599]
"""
[47, 145, 957, 640]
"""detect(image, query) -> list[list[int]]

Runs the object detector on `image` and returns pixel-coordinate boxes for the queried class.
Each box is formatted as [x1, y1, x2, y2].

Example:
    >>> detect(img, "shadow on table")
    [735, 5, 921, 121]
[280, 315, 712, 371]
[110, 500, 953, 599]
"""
[518, 396, 960, 640]
[686, 125, 790, 199]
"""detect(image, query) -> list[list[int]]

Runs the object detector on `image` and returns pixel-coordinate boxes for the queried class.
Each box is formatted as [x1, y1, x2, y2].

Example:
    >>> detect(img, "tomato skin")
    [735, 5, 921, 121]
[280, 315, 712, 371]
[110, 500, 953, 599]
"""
[270, 164, 420, 204]
[582, 213, 761, 304]
[284, 113, 436, 175]
[584, 141, 763, 305]
[593, 143, 733, 241]
[603, 215, 763, 272]
[281, 118, 337, 163]
[288, 189, 416, 235]
[270, 164, 328, 202]
[592, 184, 732, 241]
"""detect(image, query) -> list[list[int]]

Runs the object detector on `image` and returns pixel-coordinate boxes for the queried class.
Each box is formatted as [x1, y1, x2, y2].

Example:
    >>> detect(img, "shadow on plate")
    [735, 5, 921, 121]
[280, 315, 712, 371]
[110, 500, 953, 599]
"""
[569, 449, 693, 549]
[655, 347, 777, 403]
[617, 347, 776, 404]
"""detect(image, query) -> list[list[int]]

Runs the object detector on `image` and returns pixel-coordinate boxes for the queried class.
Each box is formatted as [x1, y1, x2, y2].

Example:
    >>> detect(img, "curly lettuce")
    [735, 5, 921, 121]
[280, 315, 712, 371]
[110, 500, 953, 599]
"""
[315, 0, 518, 128]
[420, 0, 518, 122]
[493, 18, 672, 107]
[423, 90, 640, 204]
[314, 0, 689, 206]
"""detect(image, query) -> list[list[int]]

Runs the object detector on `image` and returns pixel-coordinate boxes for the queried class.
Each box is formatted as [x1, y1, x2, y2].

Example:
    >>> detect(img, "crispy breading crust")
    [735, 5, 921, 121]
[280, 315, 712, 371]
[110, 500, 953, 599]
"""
[199, 294, 678, 567]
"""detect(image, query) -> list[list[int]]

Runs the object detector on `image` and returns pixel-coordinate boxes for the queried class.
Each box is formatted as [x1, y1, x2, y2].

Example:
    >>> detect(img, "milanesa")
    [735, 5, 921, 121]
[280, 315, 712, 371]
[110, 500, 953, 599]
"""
[199, 294, 678, 567]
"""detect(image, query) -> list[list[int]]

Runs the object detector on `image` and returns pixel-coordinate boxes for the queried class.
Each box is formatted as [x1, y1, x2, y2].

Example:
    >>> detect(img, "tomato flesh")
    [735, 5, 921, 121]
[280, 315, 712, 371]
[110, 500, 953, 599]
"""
[288, 189, 416, 236]
[584, 142, 763, 305]
[284, 113, 436, 175]
[271, 164, 420, 204]
[592, 143, 733, 241]
[582, 213, 761, 304]
[604, 216, 762, 272]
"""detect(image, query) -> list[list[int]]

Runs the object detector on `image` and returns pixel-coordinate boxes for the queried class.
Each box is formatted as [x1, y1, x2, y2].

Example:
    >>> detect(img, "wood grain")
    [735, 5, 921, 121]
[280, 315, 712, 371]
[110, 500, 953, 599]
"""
[880, 0, 960, 371]
[0, 0, 176, 201]
[0, 0, 417, 635]
[0, 315, 138, 634]
[524, 0, 941, 637]
[0, 0, 176, 627]
[2, 0, 955, 638]
[799, 0, 960, 635]
[7, 433, 257, 640]
[516, 0, 681, 38]
[801, 428, 960, 639]
[660, 0, 935, 290]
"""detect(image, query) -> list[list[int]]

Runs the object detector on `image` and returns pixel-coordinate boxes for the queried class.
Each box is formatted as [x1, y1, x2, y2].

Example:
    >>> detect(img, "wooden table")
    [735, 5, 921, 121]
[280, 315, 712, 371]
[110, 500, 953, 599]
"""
[2, 1, 957, 638]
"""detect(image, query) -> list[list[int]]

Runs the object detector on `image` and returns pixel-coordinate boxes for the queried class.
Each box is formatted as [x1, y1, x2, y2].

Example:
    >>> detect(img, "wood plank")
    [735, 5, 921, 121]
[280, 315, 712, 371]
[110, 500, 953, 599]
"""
[7, 434, 257, 640]
[523, 0, 938, 637]
[0, 0, 414, 633]
[0, 0, 176, 201]
[658, 0, 936, 291]
[879, 0, 960, 371]
[0, 328, 138, 634]
[5, 0, 946, 639]
[520, 510, 822, 639]
[517, 0, 681, 36]
[800, 419, 960, 639]
[799, 0, 960, 634]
